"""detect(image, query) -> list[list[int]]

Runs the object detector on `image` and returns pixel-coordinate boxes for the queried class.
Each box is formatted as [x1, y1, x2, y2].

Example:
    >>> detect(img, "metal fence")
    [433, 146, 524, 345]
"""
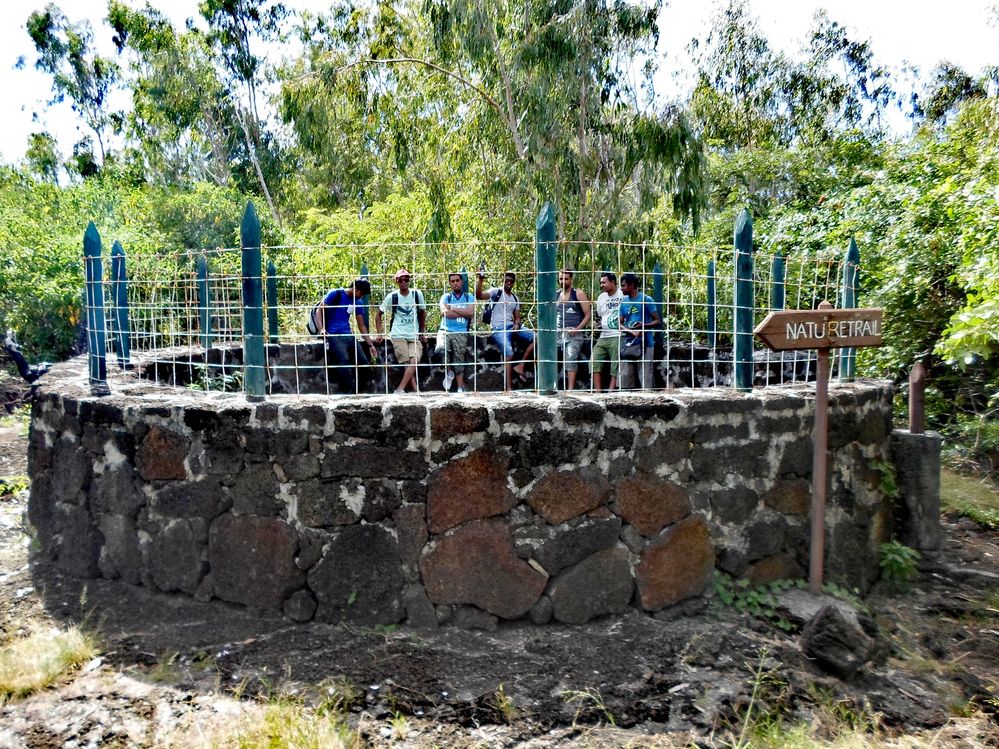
[82, 203, 861, 397]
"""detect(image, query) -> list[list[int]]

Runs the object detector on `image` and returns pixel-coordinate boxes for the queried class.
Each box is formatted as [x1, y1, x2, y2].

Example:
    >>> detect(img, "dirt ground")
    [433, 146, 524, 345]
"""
[1, 388, 998, 747]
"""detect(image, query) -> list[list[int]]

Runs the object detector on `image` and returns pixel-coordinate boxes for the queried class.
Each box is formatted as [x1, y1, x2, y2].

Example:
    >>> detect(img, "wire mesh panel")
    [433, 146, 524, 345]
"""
[88, 237, 857, 397]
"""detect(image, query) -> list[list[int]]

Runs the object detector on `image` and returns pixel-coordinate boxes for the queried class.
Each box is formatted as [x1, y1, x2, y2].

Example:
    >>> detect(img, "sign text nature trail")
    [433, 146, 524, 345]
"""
[754, 308, 883, 351]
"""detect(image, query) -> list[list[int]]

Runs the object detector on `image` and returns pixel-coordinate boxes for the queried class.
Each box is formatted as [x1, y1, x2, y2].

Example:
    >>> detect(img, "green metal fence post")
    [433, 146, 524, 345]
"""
[358, 261, 370, 328]
[110, 240, 130, 369]
[197, 255, 212, 349]
[734, 209, 754, 391]
[707, 259, 717, 350]
[241, 202, 265, 400]
[770, 253, 786, 311]
[83, 222, 107, 383]
[535, 202, 557, 393]
[266, 259, 279, 345]
[840, 237, 860, 381]
[652, 261, 664, 348]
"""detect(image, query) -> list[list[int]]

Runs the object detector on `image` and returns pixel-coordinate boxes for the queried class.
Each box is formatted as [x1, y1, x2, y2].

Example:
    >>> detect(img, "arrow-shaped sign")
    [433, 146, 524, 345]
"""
[754, 308, 883, 352]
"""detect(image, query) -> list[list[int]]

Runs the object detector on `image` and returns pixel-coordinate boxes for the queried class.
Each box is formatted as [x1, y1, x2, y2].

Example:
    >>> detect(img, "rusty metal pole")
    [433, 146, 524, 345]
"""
[909, 361, 926, 434]
[809, 301, 833, 595]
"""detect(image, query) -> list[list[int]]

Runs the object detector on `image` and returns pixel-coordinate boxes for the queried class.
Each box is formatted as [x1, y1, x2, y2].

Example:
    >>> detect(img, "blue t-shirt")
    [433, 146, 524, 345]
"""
[322, 288, 355, 335]
[440, 291, 475, 332]
[621, 293, 656, 348]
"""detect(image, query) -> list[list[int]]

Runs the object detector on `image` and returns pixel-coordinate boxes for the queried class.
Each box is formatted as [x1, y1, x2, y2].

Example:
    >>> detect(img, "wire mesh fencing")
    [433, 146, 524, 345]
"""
[82, 227, 860, 398]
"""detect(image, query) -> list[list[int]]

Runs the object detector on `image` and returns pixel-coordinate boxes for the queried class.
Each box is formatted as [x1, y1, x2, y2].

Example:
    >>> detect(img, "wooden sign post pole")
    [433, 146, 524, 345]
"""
[809, 301, 834, 593]
[754, 299, 884, 596]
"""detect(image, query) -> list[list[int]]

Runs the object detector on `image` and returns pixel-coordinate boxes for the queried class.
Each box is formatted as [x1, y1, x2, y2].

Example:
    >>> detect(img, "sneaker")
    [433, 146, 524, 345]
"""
[442, 369, 454, 391]
[393, 388, 405, 395]
[456, 387, 465, 394]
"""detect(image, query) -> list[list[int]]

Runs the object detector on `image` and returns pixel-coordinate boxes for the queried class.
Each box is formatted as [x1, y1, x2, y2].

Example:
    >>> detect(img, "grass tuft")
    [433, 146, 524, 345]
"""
[0, 624, 98, 702]
[169, 696, 361, 749]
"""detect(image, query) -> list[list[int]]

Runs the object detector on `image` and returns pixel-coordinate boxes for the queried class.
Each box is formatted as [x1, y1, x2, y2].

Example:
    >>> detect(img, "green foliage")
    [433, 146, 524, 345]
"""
[868, 459, 898, 498]
[0, 476, 30, 499]
[0, 170, 271, 360]
[713, 573, 798, 632]
[878, 541, 920, 585]
[185, 364, 244, 393]
[714, 573, 867, 630]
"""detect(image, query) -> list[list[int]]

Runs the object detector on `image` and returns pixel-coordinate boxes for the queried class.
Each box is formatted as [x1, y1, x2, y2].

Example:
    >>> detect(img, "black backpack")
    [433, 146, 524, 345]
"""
[388, 289, 424, 327]
[482, 288, 516, 325]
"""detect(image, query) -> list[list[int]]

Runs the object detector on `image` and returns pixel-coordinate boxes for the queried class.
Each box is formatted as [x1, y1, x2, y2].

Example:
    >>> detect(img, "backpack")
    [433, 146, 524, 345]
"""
[445, 292, 472, 331]
[482, 288, 516, 326]
[306, 288, 343, 336]
[388, 289, 424, 330]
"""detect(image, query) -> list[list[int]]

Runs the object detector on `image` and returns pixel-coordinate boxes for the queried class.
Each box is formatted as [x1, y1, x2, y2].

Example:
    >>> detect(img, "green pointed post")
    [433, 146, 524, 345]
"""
[652, 261, 664, 348]
[197, 255, 212, 349]
[706, 259, 717, 349]
[266, 260, 279, 344]
[535, 202, 557, 393]
[241, 202, 265, 400]
[358, 261, 370, 328]
[840, 238, 860, 381]
[770, 253, 786, 311]
[110, 240, 130, 369]
[83, 222, 107, 383]
[734, 209, 754, 391]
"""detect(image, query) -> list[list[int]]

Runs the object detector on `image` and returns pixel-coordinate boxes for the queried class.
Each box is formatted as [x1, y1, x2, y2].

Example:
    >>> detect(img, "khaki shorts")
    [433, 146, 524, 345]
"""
[392, 338, 422, 363]
[591, 337, 620, 377]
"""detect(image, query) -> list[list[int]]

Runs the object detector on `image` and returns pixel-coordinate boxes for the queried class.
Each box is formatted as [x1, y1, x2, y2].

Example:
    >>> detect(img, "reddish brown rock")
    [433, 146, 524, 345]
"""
[527, 467, 611, 525]
[745, 553, 804, 587]
[209, 514, 305, 610]
[764, 479, 811, 515]
[635, 515, 714, 610]
[427, 449, 515, 533]
[420, 519, 546, 618]
[137, 426, 190, 481]
[613, 474, 690, 537]
[430, 404, 489, 440]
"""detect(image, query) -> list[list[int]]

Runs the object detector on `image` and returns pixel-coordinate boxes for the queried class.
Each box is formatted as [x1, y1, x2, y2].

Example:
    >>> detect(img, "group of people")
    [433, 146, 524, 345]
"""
[317, 267, 660, 394]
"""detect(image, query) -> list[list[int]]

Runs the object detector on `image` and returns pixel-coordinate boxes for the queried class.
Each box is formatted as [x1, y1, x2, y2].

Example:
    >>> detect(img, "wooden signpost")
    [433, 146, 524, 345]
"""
[754, 301, 884, 594]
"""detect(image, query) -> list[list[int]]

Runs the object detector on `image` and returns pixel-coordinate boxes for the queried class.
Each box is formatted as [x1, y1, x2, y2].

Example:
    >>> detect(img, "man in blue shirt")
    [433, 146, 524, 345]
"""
[618, 272, 660, 389]
[439, 272, 475, 393]
[320, 278, 375, 394]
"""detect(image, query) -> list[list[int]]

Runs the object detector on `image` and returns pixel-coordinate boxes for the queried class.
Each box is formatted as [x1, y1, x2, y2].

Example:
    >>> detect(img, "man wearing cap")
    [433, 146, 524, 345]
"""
[375, 269, 427, 394]
[320, 278, 375, 394]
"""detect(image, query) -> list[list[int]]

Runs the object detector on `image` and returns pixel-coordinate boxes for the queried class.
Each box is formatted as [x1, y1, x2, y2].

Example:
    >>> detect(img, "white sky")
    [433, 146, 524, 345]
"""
[1, 0, 996, 165]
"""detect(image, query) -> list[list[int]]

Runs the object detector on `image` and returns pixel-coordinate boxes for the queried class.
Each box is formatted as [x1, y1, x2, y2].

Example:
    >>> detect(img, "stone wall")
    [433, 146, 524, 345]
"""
[27, 356, 895, 628]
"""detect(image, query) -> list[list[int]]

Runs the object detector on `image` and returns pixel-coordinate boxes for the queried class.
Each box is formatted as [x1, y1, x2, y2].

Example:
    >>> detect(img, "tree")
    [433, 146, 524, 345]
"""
[25, 3, 121, 166]
[196, 0, 289, 224]
[108, 1, 240, 186]
[915, 62, 987, 126]
[24, 132, 61, 184]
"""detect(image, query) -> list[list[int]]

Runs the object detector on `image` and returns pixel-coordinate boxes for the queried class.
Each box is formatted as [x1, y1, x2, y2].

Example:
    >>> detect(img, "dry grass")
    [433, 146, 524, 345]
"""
[0, 624, 98, 702]
[941, 468, 999, 529]
[737, 715, 998, 748]
[164, 697, 362, 749]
